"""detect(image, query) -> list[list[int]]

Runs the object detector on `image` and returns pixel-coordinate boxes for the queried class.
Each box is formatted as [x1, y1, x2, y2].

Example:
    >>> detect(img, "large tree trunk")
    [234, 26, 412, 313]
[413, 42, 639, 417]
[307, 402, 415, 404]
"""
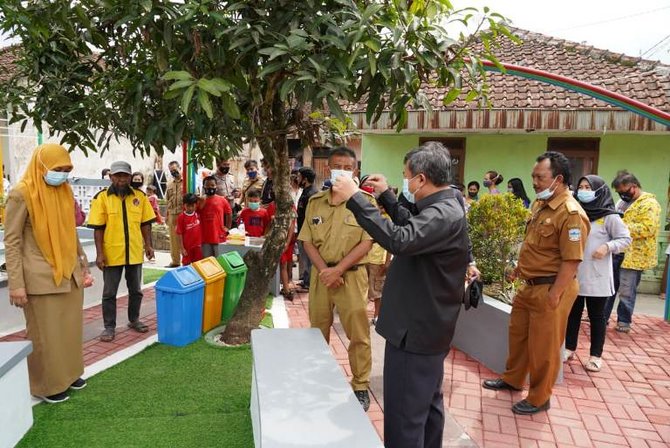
[222, 97, 294, 345]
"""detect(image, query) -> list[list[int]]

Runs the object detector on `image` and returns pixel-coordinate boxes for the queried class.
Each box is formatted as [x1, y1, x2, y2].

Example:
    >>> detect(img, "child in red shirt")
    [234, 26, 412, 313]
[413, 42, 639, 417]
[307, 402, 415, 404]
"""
[198, 176, 232, 258]
[237, 189, 270, 237]
[176, 193, 203, 265]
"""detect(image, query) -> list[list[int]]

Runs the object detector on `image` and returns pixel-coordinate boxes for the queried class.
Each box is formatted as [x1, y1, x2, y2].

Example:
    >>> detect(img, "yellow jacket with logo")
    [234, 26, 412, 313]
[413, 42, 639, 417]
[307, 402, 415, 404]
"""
[88, 187, 156, 266]
[621, 192, 661, 271]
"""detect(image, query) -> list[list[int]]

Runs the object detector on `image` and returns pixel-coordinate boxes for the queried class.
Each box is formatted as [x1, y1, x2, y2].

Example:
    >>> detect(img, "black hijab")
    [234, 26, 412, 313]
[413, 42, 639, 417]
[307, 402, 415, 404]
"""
[575, 175, 619, 222]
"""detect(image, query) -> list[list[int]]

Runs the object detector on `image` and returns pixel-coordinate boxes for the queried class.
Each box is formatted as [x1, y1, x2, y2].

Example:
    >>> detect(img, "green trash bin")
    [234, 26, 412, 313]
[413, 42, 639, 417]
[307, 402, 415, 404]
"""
[217, 251, 249, 320]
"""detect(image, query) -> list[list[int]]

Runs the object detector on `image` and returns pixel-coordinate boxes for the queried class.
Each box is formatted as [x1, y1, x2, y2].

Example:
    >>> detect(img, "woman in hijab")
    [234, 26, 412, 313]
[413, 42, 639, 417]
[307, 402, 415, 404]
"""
[564, 175, 631, 372]
[5, 144, 93, 403]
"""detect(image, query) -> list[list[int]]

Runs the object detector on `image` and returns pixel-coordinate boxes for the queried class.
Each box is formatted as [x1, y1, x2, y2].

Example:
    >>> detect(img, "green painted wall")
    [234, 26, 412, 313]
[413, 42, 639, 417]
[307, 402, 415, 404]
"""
[361, 132, 670, 224]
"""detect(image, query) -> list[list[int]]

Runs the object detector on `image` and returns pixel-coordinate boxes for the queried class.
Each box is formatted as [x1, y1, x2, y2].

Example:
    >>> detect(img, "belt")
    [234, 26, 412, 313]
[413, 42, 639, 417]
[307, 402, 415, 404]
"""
[326, 262, 362, 272]
[522, 276, 557, 286]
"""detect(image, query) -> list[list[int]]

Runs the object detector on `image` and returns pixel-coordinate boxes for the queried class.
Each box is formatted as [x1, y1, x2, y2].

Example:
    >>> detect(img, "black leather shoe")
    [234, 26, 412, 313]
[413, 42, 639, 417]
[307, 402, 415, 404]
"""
[482, 378, 521, 391]
[512, 399, 550, 415]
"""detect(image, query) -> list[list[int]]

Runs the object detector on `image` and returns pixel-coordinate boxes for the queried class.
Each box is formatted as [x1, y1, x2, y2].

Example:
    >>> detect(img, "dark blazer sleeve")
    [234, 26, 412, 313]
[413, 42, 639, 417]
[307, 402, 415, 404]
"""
[377, 189, 413, 225]
[347, 191, 459, 257]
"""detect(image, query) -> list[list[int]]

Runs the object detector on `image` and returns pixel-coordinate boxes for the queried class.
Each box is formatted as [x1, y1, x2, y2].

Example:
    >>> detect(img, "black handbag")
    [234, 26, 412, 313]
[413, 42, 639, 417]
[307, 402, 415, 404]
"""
[463, 279, 483, 310]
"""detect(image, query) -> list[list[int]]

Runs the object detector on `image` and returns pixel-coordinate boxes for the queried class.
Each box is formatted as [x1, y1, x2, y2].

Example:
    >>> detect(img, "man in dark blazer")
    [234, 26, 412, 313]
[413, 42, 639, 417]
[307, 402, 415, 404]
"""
[332, 142, 471, 448]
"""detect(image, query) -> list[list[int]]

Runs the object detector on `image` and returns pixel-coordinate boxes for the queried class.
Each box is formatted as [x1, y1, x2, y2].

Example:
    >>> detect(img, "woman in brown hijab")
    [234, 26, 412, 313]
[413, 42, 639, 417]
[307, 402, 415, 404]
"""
[5, 144, 92, 403]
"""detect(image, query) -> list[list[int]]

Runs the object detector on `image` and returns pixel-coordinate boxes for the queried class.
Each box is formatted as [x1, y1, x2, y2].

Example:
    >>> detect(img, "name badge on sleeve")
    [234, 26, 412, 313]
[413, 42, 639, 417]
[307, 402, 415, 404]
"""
[568, 228, 581, 242]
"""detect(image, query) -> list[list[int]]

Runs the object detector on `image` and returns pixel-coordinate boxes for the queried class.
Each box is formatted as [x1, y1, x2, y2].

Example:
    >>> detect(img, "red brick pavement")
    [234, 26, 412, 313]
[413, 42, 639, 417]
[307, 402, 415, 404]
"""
[4, 285, 669, 447]
[1, 289, 158, 367]
[287, 290, 670, 447]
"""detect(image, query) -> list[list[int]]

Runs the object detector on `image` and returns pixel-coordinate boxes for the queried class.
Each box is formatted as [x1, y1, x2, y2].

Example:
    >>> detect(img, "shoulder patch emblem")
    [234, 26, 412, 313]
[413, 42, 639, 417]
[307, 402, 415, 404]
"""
[133, 198, 140, 207]
[568, 228, 581, 242]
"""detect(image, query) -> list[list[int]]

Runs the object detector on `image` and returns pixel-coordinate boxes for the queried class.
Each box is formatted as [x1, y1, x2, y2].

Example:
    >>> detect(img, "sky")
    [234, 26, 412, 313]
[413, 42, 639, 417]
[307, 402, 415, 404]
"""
[2, 1, 670, 64]
[452, 0, 670, 64]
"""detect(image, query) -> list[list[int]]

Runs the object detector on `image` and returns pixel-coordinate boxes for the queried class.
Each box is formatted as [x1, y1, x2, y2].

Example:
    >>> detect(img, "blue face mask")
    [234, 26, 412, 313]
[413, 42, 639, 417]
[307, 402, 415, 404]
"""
[402, 175, 421, 204]
[536, 176, 558, 201]
[330, 169, 353, 184]
[43, 170, 69, 186]
[248, 202, 260, 211]
[577, 190, 596, 203]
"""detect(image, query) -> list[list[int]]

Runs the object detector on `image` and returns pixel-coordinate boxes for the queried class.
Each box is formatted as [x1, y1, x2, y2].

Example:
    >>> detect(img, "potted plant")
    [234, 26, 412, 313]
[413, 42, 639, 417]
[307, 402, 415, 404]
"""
[451, 194, 529, 373]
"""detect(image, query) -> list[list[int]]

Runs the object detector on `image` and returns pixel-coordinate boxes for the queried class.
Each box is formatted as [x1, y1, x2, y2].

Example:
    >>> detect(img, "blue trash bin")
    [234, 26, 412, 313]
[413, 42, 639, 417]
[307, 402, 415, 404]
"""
[155, 266, 205, 347]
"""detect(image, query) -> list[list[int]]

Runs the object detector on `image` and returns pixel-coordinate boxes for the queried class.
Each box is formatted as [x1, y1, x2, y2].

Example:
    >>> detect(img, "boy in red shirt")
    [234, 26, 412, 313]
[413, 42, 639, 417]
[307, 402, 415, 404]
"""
[237, 189, 270, 237]
[198, 176, 232, 258]
[175, 193, 203, 265]
[267, 199, 297, 300]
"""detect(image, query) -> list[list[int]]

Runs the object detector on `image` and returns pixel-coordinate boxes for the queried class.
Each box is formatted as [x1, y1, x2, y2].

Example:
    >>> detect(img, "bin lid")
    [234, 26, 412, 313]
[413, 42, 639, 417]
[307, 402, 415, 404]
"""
[219, 251, 247, 270]
[155, 266, 204, 293]
[192, 256, 226, 282]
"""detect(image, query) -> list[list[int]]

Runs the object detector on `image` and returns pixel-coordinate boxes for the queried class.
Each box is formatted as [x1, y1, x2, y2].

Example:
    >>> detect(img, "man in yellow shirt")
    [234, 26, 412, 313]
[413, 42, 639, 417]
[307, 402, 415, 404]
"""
[606, 171, 661, 333]
[88, 161, 156, 342]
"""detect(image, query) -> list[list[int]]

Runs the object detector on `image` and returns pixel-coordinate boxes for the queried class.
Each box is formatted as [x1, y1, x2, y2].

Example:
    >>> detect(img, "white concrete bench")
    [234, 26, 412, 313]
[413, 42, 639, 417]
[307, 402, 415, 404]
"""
[0, 341, 33, 448]
[250, 328, 383, 448]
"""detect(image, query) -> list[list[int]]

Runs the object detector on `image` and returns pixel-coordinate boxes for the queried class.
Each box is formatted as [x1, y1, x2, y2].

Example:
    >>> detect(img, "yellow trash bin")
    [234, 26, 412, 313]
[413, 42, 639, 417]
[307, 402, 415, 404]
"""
[191, 257, 227, 332]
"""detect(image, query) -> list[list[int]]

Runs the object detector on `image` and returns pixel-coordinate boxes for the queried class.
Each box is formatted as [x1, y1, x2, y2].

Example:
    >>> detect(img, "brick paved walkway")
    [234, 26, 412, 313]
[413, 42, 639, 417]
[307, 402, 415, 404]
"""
[3, 285, 669, 447]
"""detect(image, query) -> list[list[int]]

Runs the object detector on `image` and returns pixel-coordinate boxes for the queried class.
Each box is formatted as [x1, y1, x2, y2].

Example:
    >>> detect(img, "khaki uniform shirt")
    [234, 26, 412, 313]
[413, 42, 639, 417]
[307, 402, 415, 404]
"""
[214, 173, 236, 199]
[166, 178, 183, 216]
[517, 189, 590, 279]
[298, 190, 374, 264]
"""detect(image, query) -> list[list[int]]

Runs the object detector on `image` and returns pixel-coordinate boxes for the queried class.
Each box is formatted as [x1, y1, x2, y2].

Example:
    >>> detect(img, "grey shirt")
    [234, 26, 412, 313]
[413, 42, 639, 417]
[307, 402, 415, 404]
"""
[577, 214, 631, 297]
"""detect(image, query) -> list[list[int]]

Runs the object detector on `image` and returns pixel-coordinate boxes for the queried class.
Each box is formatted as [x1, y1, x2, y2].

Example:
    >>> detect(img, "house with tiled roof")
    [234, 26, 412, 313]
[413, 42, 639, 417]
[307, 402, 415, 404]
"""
[352, 27, 669, 291]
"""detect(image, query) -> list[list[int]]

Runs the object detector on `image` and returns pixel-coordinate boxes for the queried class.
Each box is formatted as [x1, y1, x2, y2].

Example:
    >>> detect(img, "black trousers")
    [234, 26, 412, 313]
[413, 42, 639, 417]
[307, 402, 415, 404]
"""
[102, 264, 143, 330]
[383, 342, 448, 448]
[565, 295, 607, 357]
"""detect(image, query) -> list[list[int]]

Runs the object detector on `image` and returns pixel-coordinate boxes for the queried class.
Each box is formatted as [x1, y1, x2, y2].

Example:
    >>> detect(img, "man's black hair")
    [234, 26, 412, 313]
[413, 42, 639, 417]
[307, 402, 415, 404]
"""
[536, 151, 571, 185]
[467, 181, 480, 190]
[328, 146, 357, 161]
[611, 170, 641, 188]
[298, 167, 316, 183]
[403, 141, 452, 186]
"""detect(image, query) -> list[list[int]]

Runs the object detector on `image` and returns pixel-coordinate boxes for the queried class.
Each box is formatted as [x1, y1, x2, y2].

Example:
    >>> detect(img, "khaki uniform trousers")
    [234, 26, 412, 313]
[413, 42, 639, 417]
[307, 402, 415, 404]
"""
[502, 279, 578, 406]
[309, 266, 371, 391]
[167, 213, 181, 265]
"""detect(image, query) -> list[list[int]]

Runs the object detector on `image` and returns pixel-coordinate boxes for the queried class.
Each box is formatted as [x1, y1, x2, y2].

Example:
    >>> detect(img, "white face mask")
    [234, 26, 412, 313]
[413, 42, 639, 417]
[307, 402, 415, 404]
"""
[536, 176, 558, 201]
[330, 169, 353, 183]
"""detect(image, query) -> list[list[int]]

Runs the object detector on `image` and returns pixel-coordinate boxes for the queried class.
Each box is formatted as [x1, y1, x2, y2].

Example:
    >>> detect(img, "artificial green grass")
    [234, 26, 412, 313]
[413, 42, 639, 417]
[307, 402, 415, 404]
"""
[143, 267, 168, 285]
[19, 340, 254, 448]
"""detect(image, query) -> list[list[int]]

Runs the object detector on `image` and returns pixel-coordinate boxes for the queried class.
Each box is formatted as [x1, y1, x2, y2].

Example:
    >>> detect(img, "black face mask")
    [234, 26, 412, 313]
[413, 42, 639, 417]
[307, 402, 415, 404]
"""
[131, 181, 143, 189]
[170, 170, 180, 178]
[219, 166, 230, 175]
[468, 191, 478, 199]
[619, 192, 633, 203]
[204, 187, 217, 196]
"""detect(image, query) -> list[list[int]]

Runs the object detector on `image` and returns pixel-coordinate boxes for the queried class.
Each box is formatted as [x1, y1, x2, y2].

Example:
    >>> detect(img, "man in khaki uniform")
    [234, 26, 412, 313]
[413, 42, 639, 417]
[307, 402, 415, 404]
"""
[298, 147, 374, 411]
[165, 160, 183, 268]
[483, 151, 589, 415]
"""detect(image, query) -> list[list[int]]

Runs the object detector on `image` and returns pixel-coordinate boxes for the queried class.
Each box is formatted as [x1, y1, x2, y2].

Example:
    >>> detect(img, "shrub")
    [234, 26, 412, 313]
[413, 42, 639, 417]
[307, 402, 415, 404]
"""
[468, 193, 530, 293]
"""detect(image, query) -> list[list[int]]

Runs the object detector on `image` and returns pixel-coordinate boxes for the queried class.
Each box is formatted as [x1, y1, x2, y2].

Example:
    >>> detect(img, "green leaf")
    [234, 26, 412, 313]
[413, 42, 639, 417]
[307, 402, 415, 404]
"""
[442, 88, 461, 105]
[198, 90, 213, 119]
[364, 39, 381, 52]
[279, 78, 297, 102]
[465, 89, 479, 102]
[259, 62, 283, 78]
[369, 53, 377, 76]
[169, 79, 195, 91]
[326, 96, 344, 120]
[198, 79, 223, 97]
[221, 94, 241, 120]
[162, 71, 193, 81]
[180, 84, 196, 114]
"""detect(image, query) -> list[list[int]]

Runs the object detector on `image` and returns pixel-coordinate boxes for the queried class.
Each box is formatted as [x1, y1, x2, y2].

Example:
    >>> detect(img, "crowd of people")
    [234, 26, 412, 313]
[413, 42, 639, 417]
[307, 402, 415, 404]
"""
[4, 141, 667, 448]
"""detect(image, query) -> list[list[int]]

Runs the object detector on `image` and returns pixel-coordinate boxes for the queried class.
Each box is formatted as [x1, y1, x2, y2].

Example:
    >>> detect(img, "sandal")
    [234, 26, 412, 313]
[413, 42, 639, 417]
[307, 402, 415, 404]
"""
[584, 357, 602, 372]
[99, 328, 115, 342]
[127, 320, 149, 333]
[280, 288, 294, 301]
[615, 323, 631, 333]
